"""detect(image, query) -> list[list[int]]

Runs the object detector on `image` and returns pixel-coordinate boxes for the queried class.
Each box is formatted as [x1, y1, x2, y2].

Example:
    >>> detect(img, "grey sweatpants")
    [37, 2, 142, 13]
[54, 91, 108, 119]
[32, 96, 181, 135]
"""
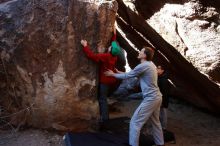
[129, 97, 164, 146]
[160, 108, 168, 130]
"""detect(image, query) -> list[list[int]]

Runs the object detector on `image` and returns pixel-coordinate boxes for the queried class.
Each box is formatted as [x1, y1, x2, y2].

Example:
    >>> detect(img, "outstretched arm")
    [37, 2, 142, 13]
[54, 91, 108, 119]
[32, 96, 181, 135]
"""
[105, 63, 147, 80]
[81, 40, 109, 63]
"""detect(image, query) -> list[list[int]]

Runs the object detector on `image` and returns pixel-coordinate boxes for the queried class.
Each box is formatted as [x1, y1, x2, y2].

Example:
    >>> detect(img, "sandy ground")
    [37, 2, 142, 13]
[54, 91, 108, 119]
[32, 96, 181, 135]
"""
[1, 99, 220, 146]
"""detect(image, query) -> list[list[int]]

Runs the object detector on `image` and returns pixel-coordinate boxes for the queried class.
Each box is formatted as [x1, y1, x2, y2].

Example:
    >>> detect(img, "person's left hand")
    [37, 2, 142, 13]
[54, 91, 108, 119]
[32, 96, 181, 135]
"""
[105, 70, 115, 76]
[97, 46, 104, 53]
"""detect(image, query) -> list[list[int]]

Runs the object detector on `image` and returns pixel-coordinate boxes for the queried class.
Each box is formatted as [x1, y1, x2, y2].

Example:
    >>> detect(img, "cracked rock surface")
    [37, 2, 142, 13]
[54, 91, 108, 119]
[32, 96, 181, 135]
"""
[0, 0, 117, 131]
[147, 1, 220, 83]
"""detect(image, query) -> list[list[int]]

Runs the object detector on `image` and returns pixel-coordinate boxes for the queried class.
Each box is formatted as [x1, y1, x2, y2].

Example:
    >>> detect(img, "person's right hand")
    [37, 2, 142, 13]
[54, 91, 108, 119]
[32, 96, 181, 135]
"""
[104, 69, 115, 76]
[115, 68, 124, 73]
[81, 40, 88, 47]
[115, 68, 120, 73]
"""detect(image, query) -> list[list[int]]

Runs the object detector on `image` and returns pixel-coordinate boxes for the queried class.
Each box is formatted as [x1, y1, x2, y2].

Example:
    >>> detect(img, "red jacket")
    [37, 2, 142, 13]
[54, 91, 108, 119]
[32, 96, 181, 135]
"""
[83, 35, 117, 85]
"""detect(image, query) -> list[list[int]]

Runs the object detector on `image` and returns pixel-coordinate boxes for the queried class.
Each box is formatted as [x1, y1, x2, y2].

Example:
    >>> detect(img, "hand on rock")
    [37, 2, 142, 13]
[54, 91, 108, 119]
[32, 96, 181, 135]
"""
[97, 47, 103, 53]
[81, 40, 87, 47]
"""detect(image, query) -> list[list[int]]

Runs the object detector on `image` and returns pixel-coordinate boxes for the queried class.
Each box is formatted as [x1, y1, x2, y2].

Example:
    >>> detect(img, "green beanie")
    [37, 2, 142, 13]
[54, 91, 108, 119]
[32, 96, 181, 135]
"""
[111, 41, 120, 56]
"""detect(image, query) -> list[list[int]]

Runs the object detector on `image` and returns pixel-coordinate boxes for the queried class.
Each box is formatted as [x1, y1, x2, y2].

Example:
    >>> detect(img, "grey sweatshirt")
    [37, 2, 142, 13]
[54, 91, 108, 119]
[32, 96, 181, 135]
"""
[114, 61, 162, 100]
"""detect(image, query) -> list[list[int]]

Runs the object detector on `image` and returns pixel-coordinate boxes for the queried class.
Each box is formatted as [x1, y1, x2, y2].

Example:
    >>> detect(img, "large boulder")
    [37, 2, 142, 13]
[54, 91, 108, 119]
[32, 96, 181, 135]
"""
[134, 0, 220, 84]
[147, 1, 220, 83]
[116, 0, 220, 114]
[0, 0, 117, 131]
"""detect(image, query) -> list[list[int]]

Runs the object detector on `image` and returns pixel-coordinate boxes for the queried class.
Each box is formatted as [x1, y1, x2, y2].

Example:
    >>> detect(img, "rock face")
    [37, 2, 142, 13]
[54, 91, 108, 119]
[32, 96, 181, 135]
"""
[135, 0, 220, 84]
[116, 0, 220, 114]
[147, 1, 220, 83]
[0, 0, 117, 131]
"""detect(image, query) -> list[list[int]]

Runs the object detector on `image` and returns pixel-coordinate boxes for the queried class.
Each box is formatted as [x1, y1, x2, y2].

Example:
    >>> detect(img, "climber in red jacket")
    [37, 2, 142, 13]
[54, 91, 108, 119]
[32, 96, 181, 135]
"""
[80, 26, 120, 122]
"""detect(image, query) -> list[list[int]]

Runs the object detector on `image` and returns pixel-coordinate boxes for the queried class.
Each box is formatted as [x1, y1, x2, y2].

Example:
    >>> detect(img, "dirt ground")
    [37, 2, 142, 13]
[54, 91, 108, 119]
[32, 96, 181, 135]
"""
[1, 99, 220, 146]
[111, 99, 220, 146]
